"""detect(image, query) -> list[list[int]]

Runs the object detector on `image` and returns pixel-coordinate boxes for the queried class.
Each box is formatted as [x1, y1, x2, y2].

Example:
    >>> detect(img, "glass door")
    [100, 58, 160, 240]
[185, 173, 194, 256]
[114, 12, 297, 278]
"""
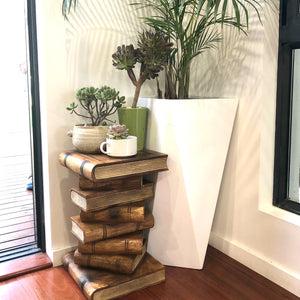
[0, 0, 44, 262]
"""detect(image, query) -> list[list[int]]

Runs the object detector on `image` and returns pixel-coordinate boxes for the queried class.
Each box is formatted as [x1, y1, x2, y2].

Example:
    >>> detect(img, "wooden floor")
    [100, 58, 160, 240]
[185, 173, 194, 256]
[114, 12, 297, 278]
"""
[0, 253, 52, 281]
[0, 246, 298, 300]
[0, 154, 36, 254]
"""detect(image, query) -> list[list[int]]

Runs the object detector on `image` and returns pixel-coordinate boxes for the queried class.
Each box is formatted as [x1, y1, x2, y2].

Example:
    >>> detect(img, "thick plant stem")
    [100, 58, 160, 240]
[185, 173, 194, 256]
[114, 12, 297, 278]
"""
[132, 82, 142, 108]
[165, 67, 177, 99]
[156, 78, 162, 99]
[178, 66, 190, 99]
[127, 69, 137, 86]
[132, 73, 148, 108]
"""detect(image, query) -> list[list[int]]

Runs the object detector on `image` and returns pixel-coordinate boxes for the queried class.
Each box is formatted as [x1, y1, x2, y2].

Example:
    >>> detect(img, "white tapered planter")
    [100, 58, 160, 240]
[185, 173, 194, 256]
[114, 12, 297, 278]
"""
[139, 98, 238, 269]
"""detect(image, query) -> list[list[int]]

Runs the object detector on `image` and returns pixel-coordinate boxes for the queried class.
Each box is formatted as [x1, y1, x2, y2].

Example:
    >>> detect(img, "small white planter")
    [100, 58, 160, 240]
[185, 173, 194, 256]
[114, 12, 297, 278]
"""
[100, 136, 137, 157]
[139, 98, 238, 269]
[69, 125, 108, 154]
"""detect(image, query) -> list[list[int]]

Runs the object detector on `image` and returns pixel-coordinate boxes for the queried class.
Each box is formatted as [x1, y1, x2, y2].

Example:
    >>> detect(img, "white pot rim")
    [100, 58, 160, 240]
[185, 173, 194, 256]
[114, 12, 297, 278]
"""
[74, 124, 108, 128]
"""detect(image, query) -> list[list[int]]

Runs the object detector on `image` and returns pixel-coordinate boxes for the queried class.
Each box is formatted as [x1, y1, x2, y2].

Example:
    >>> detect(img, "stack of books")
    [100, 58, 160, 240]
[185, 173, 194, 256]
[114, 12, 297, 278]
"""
[59, 150, 168, 300]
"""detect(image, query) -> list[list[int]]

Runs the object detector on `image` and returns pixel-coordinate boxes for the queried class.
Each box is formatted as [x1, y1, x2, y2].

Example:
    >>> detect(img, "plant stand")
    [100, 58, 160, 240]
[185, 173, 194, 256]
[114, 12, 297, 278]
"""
[59, 150, 168, 300]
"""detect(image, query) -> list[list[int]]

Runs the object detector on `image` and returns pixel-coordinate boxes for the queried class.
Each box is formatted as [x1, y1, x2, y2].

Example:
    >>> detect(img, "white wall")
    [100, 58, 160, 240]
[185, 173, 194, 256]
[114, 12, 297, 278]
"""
[36, 0, 149, 265]
[204, 3, 300, 297]
[37, 0, 300, 296]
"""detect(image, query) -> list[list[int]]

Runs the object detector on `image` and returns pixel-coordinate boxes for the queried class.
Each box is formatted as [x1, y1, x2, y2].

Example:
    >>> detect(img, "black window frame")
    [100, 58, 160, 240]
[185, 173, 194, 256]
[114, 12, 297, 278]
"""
[273, 0, 300, 214]
[27, 0, 46, 252]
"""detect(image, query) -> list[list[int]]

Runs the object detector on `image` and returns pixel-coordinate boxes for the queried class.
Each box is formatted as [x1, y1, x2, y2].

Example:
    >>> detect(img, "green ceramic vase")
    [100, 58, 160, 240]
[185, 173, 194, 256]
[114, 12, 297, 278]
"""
[118, 107, 148, 151]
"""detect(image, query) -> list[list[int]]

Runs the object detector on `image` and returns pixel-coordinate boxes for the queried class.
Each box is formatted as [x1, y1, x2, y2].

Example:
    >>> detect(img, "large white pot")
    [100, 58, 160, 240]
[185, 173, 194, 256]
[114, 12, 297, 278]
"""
[69, 125, 108, 153]
[139, 98, 238, 269]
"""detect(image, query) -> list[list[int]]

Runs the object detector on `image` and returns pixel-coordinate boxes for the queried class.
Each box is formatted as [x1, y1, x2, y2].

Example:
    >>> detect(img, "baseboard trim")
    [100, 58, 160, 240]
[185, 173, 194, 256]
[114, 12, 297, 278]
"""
[51, 246, 77, 267]
[209, 232, 300, 298]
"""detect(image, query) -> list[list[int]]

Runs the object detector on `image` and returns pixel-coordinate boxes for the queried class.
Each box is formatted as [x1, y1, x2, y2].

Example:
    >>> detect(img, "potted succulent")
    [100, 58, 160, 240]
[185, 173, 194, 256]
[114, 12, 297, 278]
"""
[100, 124, 137, 157]
[112, 30, 173, 151]
[67, 86, 125, 153]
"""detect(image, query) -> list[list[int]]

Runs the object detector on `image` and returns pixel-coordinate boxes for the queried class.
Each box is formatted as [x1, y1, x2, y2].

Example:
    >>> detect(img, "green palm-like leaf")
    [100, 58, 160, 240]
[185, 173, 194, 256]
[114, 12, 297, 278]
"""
[62, 0, 266, 98]
[196, 0, 264, 28]
[63, 0, 264, 28]
[132, 0, 251, 98]
[62, 0, 78, 19]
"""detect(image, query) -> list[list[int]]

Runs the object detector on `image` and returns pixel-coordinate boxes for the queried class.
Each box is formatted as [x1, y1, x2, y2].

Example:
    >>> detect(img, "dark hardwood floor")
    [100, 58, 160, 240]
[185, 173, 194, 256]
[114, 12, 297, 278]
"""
[0, 246, 298, 300]
[0, 253, 52, 281]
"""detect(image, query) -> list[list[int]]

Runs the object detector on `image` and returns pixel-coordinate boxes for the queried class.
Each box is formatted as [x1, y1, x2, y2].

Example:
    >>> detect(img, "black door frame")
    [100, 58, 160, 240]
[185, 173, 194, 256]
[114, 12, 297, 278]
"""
[27, 0, 46, 252]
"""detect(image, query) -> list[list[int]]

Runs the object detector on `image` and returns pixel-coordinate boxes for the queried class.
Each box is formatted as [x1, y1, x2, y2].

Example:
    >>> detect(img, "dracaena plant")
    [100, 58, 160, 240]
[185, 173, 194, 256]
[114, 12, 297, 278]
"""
[62, 0, 266, 99]
[133, 0, 250, 99]
[112, 30, 173, 108]
[67, 86, 125, 126]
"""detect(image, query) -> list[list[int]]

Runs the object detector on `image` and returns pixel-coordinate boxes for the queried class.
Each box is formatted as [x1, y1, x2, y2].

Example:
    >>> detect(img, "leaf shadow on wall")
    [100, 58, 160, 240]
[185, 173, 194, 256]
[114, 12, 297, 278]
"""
[64, 0, 153, 100]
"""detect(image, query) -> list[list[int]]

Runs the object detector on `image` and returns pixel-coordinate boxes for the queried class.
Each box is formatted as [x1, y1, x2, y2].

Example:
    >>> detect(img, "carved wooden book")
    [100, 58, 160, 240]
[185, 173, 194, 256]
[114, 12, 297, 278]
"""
[59, 150, 168, 182]
[71, 184, 152, 212]
[77, 232, 144, 255]
[80, 201, 145, 223]
[78, 175, 142, 191]
[74, 244, 146, 274]
[71, 211, 154, 243]
[62, 251, 165, 300]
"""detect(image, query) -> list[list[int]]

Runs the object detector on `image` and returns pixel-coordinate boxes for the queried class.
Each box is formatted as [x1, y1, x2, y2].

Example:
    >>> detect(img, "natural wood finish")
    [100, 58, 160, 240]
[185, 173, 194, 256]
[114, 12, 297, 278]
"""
[0, 236, 35, 251]
[71, 211, 154, 244]
[59, 150, 168, 182]
[61, 150, 166, 297]
[71, 184, 152, 212]
[0, 246, 299, 300]
[79, 175, 142, 191]
[63, 251, 165, 300]
[0, 253, 52, 281]
[0, 228, 34, 244]
[0, 155, 36, 253]
[0, 221, 34, 236]
[78, 232, 144, 255]
[80, 201, 145, 223]
[0, 214, 33, 228]
[93, 158, 167, 181]
[74, 244, 146, 274]
[0, 267, 85, 300]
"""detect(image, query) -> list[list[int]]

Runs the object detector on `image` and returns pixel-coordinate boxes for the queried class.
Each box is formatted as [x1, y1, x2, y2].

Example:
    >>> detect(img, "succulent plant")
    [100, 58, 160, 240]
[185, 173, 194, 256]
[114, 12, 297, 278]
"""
[67, 86, 125, 126]
[112, 29, 173, 108]
[137, 30, 172, 80]
[112, 45, 141, 71]
[107, 124, 129, 139]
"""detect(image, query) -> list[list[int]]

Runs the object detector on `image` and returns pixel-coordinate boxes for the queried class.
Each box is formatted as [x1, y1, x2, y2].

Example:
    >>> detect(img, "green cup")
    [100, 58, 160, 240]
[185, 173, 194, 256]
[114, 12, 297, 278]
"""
[118, 107, 148, 151]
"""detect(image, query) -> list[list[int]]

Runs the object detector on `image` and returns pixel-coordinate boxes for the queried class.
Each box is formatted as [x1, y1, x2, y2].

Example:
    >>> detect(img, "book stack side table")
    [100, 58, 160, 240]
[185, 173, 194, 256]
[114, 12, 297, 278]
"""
[58, 150, 168, 300]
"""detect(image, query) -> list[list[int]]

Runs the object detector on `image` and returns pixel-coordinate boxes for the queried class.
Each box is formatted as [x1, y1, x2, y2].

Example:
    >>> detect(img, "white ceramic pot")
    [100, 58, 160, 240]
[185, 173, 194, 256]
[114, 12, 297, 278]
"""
[68, 125, 108, 153]
[139, 98, 238, 269]
[100, 136, 137, 157]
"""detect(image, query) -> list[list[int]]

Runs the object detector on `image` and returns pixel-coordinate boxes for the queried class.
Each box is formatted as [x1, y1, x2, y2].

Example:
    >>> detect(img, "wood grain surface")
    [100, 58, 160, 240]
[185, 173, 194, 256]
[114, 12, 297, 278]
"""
[63, 251, 164, 300]
[59, 150, 168, 181]
[0, 253, 52, 281]
[71, 183, 153, 212]
[80, 201, 145, 223]
[0, 246, 299, 300]
[71, 211, 154, 243]
[78, 175, 142, 191]
[73, 244, 146, 274]
[77, 232, 144, 255]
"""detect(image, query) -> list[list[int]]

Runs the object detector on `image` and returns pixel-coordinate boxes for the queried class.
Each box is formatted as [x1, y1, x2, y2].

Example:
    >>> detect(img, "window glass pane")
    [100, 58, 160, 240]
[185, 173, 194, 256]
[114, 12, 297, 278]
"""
[289, 49, 300, 202]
